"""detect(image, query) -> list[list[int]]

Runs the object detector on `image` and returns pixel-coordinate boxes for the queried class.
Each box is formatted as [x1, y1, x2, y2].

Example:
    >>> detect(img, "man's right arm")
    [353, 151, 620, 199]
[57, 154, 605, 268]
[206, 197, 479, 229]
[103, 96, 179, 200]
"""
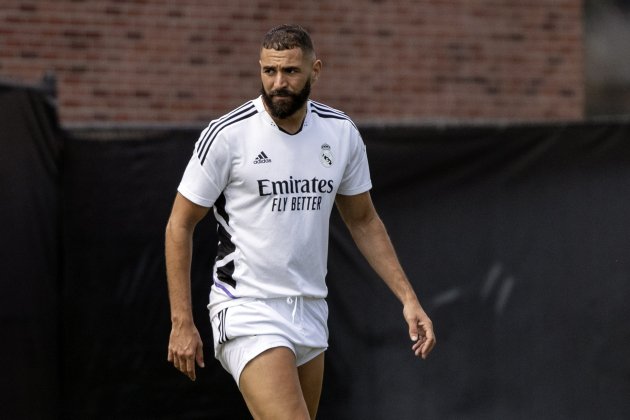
[165, 192, 210, 381]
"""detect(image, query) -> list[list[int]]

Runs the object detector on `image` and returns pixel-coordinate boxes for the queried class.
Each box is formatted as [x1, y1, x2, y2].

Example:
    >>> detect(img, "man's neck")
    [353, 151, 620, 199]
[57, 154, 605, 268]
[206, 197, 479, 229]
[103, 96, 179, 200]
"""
[266, 104, 308, 135]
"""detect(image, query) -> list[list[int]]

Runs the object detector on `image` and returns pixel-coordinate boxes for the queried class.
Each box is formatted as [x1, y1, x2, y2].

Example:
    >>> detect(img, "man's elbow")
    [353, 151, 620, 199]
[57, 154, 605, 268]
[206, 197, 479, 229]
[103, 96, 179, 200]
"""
[346, 212, 381, 237]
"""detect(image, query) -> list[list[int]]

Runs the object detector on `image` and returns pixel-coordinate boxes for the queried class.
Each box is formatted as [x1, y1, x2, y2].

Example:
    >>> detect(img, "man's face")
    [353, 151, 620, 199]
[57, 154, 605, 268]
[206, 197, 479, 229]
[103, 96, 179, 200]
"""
[259, 47, 320, 119]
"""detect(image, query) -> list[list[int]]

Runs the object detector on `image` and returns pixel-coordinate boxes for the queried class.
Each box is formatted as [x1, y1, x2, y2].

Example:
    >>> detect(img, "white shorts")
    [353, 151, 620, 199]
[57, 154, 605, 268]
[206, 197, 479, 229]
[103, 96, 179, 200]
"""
[209, 296, 329, 387]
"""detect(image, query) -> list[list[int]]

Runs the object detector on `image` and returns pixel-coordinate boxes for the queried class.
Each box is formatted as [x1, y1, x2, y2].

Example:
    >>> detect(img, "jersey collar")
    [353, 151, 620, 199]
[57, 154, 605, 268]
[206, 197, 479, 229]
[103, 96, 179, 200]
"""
[254, 96, 312, 135]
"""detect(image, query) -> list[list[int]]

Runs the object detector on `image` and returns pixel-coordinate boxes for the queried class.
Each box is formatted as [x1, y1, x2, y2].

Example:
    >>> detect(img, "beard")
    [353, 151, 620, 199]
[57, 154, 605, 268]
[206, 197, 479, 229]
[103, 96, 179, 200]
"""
[261, 79, 311, 119]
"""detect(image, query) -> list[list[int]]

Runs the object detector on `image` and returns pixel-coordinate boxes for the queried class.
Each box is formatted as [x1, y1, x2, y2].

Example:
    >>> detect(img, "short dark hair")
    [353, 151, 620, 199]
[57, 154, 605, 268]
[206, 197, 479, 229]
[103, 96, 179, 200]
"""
[261, 24, 315, 57]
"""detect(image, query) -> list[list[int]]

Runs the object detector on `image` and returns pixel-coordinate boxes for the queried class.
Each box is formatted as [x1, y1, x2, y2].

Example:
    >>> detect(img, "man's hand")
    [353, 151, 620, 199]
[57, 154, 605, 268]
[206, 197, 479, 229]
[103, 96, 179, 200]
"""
[167, 321, 205, 381]
[404, 301, 436, 360]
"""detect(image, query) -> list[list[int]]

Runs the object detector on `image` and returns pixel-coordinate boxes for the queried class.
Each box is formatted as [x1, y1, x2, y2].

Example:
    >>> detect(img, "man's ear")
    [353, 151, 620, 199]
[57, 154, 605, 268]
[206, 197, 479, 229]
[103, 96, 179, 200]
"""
[312, 59, 322, 83]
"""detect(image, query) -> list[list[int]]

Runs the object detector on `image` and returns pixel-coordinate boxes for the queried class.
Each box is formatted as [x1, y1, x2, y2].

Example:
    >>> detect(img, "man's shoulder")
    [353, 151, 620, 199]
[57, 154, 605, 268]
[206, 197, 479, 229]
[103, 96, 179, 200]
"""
[201, 99, 262, 138]
[195, 99, 261, 162]
[309, 100, 358, 130]
[210, 99, 261, 128]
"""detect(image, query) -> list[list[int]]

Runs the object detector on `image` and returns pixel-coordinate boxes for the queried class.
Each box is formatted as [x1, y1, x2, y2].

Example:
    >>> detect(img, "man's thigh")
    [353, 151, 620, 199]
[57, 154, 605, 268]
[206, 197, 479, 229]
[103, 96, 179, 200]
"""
[239, 346, 311, 420]
[298, 352, 325, 420]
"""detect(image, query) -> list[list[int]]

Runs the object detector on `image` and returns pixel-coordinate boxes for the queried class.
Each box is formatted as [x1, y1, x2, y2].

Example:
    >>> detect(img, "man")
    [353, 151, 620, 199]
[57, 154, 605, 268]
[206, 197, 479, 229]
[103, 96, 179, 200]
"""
[166, 24, 435, 419]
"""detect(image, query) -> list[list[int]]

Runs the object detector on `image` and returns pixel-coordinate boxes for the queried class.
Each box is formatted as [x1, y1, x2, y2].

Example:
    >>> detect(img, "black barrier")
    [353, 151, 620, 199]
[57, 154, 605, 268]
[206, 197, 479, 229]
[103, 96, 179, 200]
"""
[2, 85, 630, 419]
[59, 131, 250, 419]
[322, 123, 630, 419]
[0, 85, 62, 418]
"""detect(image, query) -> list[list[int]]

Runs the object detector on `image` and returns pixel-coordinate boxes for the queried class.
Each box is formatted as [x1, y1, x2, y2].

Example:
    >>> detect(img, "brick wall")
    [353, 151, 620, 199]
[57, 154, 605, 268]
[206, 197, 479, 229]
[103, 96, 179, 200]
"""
[0, 0, 584, 126]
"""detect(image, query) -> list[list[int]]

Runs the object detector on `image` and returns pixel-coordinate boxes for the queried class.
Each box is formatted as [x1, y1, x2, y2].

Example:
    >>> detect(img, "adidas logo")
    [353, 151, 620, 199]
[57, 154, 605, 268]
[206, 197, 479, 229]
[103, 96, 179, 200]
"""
[253, 151, 272, 164]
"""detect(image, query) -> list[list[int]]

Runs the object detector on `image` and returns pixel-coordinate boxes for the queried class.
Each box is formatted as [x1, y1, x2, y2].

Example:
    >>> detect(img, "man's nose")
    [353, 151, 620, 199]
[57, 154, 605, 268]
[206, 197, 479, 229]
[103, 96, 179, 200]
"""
[273, 72, 288, 89]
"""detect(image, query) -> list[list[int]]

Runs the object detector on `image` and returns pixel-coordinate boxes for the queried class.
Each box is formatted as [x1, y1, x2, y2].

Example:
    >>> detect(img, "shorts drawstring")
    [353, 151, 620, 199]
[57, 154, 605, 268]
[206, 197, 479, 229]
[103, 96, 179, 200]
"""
[287, 296, 302, 324]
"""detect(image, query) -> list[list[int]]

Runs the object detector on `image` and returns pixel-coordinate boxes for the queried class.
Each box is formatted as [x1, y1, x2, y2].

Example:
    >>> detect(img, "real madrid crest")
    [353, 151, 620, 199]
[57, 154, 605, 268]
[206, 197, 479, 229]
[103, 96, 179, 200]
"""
[320, 143, 333, 168]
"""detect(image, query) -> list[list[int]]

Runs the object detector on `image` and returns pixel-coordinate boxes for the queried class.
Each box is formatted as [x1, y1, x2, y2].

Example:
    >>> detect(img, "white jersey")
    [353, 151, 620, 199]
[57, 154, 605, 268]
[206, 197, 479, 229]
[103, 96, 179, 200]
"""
[178, 96, 372, 310]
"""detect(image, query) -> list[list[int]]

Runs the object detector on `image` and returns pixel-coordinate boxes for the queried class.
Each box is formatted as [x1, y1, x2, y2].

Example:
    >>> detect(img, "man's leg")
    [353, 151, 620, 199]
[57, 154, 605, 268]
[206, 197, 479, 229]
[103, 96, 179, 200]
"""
[239, 346, 310, 420]
[298, 352, 325, 420]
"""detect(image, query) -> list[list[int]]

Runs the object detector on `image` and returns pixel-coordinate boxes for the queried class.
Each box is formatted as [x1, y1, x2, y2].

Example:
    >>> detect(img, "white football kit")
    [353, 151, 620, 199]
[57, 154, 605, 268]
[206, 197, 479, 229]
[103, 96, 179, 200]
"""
[178, 96, 372, 311]
[178, 96, 372, 383]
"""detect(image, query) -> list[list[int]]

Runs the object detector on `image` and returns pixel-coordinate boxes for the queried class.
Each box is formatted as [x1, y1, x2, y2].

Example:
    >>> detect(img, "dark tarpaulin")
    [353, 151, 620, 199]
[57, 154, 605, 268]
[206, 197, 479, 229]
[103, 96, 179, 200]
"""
[0, 86, 62, 418]
[322, 123, 630, 419]
[59, 131, 249, 419]
[2, 84, 630, 419]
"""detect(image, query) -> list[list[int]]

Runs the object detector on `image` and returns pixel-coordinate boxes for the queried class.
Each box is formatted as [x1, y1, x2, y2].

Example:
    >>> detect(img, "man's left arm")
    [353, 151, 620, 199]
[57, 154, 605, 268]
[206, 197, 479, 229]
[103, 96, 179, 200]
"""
[335, 191, 436, 359]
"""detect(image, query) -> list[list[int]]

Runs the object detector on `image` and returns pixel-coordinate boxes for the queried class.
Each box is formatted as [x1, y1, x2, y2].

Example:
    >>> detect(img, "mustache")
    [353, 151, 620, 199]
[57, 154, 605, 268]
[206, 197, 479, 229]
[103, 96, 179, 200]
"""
[269, 89, 293, 97]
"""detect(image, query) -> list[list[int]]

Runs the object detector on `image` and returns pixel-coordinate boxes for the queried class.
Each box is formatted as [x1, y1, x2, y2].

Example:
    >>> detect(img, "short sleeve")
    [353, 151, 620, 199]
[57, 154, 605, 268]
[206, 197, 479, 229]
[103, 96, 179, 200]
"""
[177, 127, 232, 207]
[337, 126, 372, 195]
